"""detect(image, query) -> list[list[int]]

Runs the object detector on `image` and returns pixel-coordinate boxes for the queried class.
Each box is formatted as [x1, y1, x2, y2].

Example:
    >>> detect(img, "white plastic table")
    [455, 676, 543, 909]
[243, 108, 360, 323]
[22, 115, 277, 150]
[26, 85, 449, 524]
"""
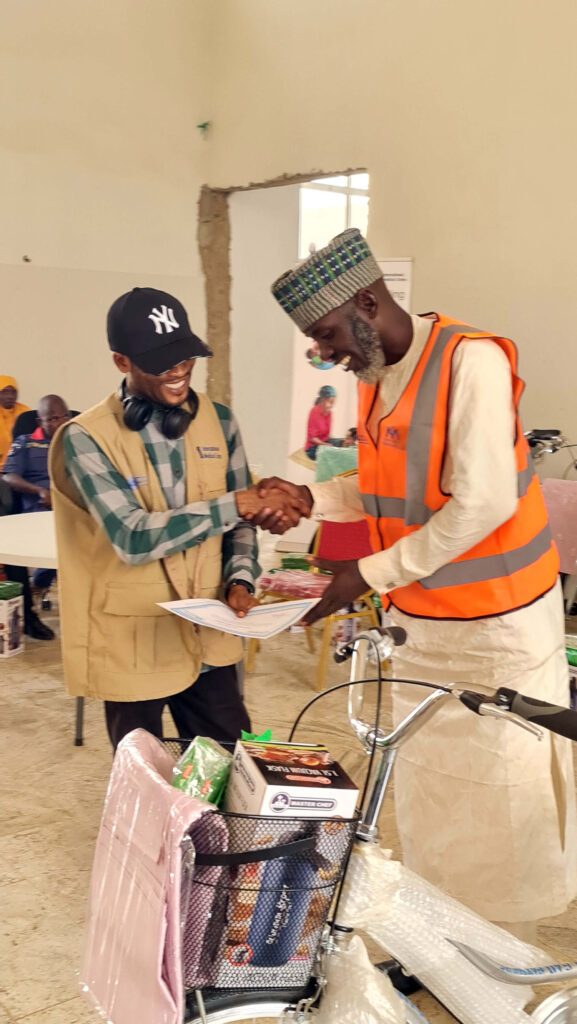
[0, 511, 84, 744]
[0, 511, 57, 569]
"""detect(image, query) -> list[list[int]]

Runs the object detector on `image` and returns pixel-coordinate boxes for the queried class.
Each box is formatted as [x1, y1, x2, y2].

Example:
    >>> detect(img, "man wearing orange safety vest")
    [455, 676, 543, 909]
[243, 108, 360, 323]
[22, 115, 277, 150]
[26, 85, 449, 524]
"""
[262, 228, 576, 940]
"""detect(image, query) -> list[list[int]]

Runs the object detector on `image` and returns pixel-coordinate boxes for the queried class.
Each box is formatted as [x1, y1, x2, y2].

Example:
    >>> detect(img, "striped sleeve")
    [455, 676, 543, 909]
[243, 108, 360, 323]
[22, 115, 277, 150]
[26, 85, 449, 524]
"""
[213, 403, 260, 586]
[62, 423, 241, 566]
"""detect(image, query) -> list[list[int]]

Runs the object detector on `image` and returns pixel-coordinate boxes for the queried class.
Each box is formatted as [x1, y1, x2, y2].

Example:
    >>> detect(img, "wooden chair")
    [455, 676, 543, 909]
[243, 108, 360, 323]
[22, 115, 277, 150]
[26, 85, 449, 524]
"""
[246, 516, 380, 692]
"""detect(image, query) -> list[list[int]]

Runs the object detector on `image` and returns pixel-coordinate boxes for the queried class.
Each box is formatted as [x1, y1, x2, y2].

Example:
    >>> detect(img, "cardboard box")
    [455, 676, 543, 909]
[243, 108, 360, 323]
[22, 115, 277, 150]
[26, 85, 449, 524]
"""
[0, 591, 24, 658]
[224, 741, 359, 820]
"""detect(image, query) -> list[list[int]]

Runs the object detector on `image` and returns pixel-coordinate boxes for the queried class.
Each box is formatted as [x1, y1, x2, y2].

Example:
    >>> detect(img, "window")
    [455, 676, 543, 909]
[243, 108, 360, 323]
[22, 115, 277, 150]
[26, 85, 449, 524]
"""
[298, 173, 370, 259]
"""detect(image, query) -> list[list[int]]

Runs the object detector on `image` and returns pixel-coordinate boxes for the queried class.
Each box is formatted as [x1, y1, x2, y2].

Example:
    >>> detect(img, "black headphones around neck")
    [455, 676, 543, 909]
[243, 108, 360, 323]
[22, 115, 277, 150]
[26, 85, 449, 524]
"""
[122, 382, 199, 440]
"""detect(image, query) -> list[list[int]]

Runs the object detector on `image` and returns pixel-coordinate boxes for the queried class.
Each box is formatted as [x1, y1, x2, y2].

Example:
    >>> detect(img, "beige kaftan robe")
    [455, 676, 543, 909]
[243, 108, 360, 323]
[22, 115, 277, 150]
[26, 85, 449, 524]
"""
[310, 314, 577, 922]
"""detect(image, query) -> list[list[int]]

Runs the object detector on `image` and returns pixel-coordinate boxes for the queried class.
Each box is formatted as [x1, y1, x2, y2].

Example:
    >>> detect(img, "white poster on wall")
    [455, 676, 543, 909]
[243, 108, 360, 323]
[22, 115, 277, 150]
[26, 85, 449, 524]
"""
[378, 258, 413, 312]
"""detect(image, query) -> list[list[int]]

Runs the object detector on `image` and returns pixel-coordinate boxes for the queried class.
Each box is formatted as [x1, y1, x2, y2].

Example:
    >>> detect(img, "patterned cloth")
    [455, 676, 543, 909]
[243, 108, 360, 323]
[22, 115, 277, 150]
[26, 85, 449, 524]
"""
[62, 399, 259, 590]
[271, 228, 382, 331]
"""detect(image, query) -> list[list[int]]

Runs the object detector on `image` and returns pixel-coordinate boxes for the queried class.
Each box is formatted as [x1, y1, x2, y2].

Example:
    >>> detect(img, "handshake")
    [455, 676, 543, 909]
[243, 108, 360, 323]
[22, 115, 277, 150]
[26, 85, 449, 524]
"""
[235, 477, 313, 535]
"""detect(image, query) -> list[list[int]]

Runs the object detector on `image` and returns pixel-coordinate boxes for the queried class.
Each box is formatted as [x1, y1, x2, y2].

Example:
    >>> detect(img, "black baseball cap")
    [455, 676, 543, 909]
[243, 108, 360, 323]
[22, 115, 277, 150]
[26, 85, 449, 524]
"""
[107, 287, 212, 375]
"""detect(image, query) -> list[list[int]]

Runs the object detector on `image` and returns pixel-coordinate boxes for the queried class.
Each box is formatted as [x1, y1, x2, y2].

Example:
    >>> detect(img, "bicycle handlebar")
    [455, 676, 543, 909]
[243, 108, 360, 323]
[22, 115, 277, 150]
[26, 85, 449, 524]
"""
[342, 630, 577, 749]
[524, 428, 562, 443]
[497, 687, 577, 742]
[459, 686, 577, 741]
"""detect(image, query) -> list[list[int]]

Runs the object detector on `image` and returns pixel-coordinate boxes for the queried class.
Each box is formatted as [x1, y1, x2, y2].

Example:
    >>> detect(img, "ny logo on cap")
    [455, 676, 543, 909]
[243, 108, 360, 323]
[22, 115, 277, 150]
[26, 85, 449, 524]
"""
[148, 305, 180, 335]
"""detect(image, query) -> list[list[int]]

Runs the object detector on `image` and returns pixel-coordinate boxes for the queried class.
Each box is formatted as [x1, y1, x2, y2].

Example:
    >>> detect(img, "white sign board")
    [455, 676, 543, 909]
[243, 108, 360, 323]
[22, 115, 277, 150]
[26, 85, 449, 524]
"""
[378, 258, 413, 312]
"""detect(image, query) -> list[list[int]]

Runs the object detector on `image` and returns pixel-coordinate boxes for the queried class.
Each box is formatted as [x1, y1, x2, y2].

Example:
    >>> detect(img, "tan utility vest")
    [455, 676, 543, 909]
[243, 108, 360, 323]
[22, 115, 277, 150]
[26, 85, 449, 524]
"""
[49, 392, 243, 700]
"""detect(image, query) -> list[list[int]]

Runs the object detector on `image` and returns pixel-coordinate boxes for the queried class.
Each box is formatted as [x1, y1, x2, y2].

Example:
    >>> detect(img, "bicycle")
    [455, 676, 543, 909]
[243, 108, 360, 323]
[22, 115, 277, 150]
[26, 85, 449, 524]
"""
[180, 626, 577, 1024]
[524, 429, 577, 479]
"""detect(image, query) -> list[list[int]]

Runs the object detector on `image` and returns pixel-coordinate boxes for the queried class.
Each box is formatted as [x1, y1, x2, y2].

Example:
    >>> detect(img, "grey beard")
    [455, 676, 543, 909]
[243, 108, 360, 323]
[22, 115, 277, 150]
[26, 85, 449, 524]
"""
[349, 315, 386, 385]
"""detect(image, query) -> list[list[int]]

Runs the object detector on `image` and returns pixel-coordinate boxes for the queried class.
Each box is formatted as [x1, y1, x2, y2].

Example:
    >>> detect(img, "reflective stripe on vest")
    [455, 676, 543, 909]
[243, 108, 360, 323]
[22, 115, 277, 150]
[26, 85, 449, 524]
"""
[357, 314, 558, 618]
[419, 523, 552, 590]
[361, 458, 535, 526]
[382, 323, 536, 525]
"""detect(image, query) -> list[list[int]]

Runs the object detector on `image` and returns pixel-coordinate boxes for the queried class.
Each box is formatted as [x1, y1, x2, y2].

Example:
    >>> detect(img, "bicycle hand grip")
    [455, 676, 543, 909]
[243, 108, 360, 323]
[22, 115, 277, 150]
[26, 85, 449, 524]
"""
[497, 687, 577, 741]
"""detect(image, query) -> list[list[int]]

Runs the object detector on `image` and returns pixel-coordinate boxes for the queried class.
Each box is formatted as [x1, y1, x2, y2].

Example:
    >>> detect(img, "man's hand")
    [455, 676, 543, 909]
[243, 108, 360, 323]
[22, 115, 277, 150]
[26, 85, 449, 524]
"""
[38, 487, 51, 509]
[226, 584, 259, 618]
[302, 557, 370, 627]
[235, 482, 311, 535]
[258, 477, 314, 516]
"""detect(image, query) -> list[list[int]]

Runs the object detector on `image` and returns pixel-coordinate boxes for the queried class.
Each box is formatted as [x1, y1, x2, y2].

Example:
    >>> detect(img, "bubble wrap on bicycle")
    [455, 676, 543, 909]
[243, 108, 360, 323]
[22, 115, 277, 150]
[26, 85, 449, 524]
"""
[310, 315, 577, 924]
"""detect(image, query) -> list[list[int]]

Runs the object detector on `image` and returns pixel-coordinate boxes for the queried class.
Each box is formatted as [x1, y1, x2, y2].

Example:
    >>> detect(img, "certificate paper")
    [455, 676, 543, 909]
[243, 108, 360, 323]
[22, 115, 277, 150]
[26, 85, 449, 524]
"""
[157, 598, 319, 639]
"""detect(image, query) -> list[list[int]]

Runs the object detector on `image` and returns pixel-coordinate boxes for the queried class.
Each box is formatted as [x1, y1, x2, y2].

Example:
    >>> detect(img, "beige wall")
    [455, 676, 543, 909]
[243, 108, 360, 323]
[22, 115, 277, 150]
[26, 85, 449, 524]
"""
[206, 0, 577, 470]
[1, 0, 212, 410]
[3, 0, 577, 475]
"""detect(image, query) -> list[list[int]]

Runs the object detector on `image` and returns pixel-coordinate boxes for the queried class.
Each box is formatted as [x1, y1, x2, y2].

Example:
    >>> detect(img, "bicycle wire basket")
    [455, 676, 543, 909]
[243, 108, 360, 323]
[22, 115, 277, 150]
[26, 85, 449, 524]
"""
[163, 738, 360, 991]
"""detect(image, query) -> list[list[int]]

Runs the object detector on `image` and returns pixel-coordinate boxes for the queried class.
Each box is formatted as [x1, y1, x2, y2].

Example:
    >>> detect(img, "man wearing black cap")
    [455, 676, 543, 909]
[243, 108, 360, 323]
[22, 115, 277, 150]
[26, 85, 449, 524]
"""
[49, 287, 302, 748]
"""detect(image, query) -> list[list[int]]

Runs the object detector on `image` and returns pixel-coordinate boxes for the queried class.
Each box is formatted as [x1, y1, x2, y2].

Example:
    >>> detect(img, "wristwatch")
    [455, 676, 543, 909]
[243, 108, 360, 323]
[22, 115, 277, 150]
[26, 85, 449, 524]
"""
[225, 578, 256, 597]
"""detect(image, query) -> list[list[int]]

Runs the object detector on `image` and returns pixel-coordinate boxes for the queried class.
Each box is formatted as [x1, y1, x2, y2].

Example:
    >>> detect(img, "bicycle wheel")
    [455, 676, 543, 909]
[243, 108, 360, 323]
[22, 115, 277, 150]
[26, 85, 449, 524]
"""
[184, 984, 429, 1023]
[184, 983, 315, 1024]
[530, 986, 577, 1022]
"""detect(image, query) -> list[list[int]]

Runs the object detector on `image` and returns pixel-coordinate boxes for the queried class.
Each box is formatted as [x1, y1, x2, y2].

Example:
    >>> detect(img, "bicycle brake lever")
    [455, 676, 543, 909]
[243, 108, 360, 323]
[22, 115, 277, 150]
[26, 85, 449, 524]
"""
[459, 691, 544, 739]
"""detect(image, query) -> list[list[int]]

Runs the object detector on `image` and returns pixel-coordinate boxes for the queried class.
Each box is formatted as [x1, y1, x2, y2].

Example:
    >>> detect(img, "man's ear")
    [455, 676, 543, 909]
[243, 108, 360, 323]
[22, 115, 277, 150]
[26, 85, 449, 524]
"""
[353, 287, 378, 320]
[112, 352, 131, 373]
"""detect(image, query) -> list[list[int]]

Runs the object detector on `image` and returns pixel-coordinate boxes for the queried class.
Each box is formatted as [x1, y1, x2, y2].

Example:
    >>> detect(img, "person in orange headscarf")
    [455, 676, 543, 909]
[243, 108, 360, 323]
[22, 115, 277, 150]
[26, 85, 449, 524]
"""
[0, 376, 30, 471]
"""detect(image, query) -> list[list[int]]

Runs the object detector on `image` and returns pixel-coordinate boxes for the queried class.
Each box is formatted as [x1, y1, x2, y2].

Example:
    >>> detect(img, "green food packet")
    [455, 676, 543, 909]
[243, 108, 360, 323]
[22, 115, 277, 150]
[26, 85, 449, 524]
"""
[172, 736, 232, 805]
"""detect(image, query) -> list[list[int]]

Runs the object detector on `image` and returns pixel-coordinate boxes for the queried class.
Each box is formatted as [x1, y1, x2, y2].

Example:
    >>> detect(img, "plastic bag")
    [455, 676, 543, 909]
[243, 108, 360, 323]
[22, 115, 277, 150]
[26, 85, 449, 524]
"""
[315, 934, 404, 1024]
[172, 736, 232, 805]
[336, 843, 550, 1024]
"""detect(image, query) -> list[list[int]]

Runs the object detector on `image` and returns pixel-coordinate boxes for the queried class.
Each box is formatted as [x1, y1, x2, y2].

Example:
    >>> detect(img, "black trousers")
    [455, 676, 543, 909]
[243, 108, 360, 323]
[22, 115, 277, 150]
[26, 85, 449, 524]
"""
[104, 663, 251, 750]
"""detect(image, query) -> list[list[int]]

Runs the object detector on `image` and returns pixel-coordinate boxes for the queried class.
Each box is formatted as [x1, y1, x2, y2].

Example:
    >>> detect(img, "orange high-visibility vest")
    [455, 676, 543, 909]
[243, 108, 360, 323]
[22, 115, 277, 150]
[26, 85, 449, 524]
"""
[357, 314, 559, 620]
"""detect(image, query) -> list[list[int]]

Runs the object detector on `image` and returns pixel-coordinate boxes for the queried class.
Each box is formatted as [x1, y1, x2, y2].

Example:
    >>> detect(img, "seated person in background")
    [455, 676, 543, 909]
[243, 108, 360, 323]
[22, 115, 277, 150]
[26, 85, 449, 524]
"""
[0, 376, 30, 470]
[305, 385, 337, 460]
[2, 395, 70, 640]
[342, 426, 357, 447]
[305, 344, 334, 371]
[4, 395, 70, 512]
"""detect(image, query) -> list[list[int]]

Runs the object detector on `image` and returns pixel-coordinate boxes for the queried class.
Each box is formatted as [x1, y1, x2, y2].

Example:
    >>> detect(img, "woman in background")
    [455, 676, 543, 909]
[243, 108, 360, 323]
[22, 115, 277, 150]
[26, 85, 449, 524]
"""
[0, 376, 29, 470]
[305, 385, 336, 460]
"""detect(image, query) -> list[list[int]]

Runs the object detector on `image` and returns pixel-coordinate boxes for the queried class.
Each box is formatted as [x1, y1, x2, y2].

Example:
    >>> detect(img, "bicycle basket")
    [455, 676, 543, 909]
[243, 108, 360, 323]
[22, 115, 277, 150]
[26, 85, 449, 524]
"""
[164, 738, 359, 991]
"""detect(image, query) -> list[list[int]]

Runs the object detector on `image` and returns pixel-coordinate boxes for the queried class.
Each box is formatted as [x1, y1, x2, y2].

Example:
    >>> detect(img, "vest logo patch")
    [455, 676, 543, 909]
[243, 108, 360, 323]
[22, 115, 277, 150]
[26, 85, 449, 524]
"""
[126, 475, 148, 490]
[381, 425, 408, 450]
[148, 305, 179, 334]
[196, 445, 222, 460]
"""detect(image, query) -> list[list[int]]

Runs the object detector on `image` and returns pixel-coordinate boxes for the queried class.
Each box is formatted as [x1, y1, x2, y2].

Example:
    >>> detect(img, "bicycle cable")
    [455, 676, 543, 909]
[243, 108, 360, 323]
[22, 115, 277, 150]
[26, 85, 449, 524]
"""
[286, 663, 455, 982]
[287, 673, 453, 743]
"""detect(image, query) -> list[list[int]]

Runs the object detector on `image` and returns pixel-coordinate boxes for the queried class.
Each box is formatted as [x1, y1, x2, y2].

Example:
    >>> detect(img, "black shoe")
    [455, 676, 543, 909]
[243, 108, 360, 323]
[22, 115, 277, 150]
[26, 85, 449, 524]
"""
[25, 613, 55, 641]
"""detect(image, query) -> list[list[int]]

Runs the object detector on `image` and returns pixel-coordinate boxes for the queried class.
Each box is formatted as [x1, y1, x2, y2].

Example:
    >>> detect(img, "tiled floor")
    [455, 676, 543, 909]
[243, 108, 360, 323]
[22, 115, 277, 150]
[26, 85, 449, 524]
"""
[1, 603, 576, 1023]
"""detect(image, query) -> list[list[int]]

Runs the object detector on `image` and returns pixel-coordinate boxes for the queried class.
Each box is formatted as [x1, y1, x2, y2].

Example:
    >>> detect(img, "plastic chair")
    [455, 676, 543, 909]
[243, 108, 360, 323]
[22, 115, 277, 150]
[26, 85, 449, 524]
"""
[540, 477, 577, 612]
[11, 408, 81, 439]
[247, 516, 379, 692]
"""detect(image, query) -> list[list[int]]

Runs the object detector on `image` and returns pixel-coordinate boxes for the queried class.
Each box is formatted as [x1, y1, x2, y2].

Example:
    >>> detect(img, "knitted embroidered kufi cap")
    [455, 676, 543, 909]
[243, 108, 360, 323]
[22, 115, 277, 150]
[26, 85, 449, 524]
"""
[271, 228, 382, 332]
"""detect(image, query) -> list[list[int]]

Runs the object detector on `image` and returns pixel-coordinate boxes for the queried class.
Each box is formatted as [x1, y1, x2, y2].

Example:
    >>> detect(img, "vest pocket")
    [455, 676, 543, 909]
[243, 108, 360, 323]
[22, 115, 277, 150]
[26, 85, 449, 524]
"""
[103, 582, 176, 617]
[194, 552, 223, 598]
[102, 583, 187, 673]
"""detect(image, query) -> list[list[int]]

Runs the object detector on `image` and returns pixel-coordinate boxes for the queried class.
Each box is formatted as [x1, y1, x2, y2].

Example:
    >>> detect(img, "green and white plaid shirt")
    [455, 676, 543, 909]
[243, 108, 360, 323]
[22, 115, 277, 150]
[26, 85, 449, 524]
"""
[62, 398, 259, 590]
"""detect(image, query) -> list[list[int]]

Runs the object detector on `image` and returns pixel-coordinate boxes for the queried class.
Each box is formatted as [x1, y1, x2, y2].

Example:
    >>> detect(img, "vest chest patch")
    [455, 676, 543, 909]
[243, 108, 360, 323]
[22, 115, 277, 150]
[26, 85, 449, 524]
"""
[196, 445, 222, 460]
[380, 424, 408, 451]
[126, 475, 148, 491]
